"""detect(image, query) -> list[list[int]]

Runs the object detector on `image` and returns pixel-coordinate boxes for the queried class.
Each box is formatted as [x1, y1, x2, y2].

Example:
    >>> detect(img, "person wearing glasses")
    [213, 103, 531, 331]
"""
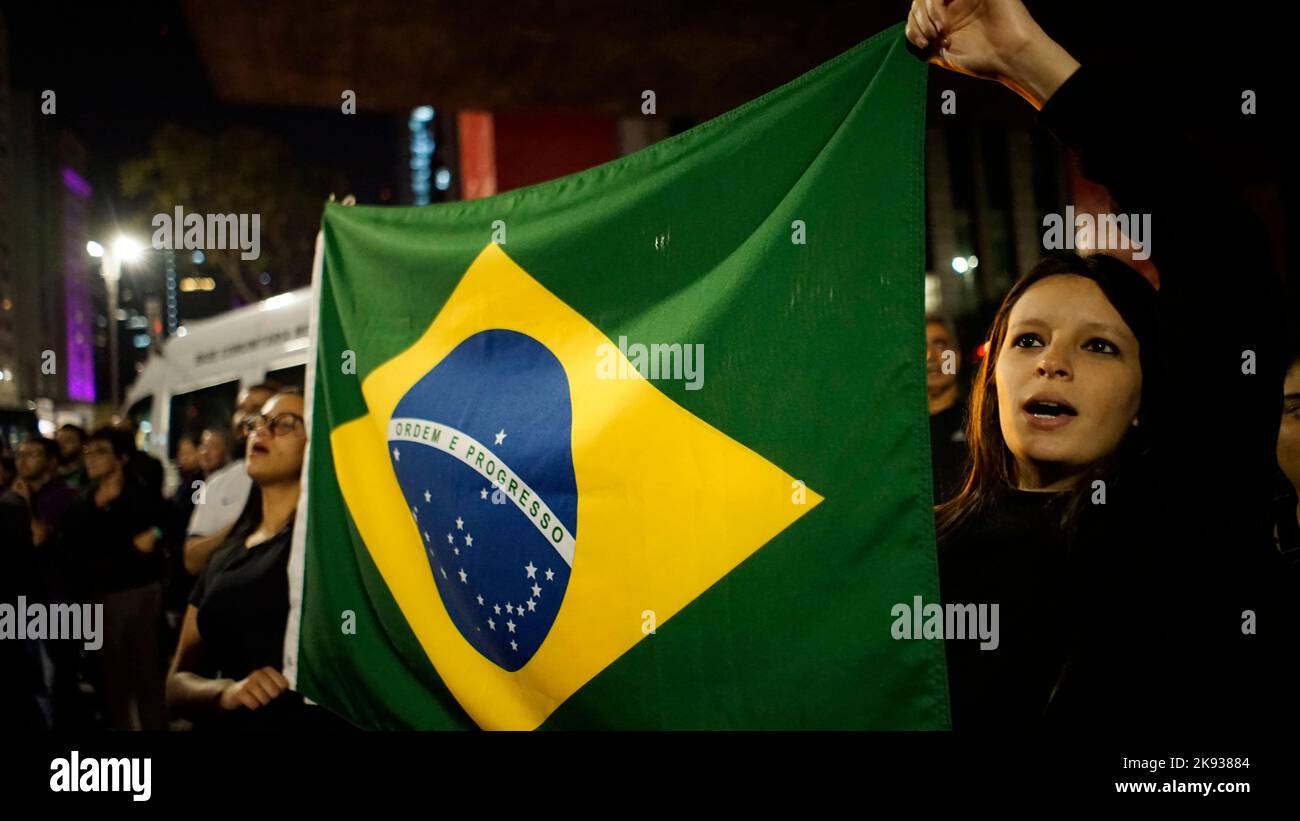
[182, 382, 280, 576]
[63, 426, 168, 730]
[166, 389, 345, 729]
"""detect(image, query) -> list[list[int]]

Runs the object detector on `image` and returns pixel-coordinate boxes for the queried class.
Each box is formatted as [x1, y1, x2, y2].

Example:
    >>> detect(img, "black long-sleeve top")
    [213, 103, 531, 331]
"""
[938, 64, 1294, 731]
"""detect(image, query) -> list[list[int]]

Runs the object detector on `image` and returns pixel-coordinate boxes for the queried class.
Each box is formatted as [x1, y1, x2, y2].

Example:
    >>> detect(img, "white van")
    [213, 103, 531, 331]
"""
[122, 288, 312, 481]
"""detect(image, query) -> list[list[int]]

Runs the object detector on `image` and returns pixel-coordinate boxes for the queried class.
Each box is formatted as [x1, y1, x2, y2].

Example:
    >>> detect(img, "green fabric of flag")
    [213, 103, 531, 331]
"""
[288, 23, 946, 729]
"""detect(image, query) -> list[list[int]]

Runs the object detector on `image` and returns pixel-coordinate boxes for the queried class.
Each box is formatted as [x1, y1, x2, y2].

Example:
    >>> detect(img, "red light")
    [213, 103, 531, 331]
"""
[975, 342, 989, 359]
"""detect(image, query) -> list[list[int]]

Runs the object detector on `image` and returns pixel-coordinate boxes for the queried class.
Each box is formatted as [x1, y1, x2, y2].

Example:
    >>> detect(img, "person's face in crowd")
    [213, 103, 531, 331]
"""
[83, 440, 126, 482]
[926, 321, 958, 394]
[197, 431, 231, 475]
[244, 394, 307, 486]
[177, 439, 201, 474]
[994, 275, 1142, 488]
[15, 441, 53, 482]
[1278, 360, 1300, 497]
[55, 429, 83, 461]
[232, 387, 277, 438]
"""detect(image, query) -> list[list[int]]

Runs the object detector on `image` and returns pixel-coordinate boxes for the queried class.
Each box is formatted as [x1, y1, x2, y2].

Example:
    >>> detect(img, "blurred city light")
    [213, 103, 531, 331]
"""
[951, 256, 969, 275]
[86, 240, 105, 258]
[113, 235, 144, 262]
[179, 276, 216, 292]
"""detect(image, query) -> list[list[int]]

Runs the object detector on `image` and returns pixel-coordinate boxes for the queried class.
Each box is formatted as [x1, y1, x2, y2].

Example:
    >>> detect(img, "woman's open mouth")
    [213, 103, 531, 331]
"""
[1022, 396, 1077, 431]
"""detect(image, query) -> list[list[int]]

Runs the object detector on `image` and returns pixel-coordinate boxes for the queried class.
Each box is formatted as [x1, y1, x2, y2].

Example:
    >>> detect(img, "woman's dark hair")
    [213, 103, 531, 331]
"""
[28, 437, 61, 463]
[87, 426, 135, 461]
[1285, 335, 1300, 379]
[57, 424, 87, 443]
[935, 251, 1163, 540]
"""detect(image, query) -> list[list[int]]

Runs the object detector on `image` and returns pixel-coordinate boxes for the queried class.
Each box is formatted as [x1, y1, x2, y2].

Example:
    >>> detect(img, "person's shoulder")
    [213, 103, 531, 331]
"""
[208, 460, 251, 488]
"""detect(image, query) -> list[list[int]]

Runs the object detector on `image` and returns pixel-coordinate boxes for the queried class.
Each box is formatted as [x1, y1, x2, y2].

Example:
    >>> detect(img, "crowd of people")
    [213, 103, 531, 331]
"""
[0, 381, 343, 730]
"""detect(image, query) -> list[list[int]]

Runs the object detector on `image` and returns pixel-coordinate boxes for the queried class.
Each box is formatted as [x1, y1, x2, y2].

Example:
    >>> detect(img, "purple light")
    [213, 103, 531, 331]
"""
[61, 169, 96, 402]
[64, 276, 96, 403]
[60, 167, 92, 199]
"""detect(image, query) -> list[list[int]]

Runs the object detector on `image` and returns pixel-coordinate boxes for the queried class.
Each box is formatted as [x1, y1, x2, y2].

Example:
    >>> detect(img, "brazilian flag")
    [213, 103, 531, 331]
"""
[287, 24, 945, 729]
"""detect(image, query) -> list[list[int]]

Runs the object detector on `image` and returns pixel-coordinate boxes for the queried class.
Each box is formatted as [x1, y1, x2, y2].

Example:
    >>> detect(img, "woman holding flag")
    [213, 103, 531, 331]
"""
[906, 0, 1293, 729]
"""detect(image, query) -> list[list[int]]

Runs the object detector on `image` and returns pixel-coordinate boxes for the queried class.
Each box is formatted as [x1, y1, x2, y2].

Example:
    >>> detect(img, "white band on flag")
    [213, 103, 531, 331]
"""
[389, 416, 575, 567]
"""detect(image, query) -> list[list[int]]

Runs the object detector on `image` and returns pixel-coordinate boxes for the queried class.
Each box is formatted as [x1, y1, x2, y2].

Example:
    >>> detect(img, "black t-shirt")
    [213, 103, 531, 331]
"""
[939, 490, 1072, 729]
[189, 518, 348, 730]
[66, 481, 164, 596]
[190, 520, 295, 682]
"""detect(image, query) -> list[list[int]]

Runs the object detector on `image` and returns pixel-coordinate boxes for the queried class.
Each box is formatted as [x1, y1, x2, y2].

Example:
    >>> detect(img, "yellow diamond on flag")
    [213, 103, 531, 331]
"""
[330, 242, 823, 729]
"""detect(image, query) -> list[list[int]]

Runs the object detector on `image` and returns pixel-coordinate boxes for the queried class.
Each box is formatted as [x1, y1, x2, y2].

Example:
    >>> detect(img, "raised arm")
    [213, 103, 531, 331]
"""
[907, 0, 1285, 490]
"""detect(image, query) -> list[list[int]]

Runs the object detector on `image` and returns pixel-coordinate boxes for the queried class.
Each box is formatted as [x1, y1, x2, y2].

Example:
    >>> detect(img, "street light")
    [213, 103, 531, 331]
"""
[113, 236, 143, 263]
[88, 234, 144, 411]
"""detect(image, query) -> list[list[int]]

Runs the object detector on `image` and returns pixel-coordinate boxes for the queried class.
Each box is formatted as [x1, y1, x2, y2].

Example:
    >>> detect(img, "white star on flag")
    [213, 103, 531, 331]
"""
[510, 640, 518, 651]
[493, 604, 501, 615]
[506, 620, 516, 633]
[392, 448, 400, 461]
[465, 534, 474, 547]
[494, 429, 507, 445]
[440, 567, 447, 579]
[455, 516, 464, 530]
[525, 562, 537, 579]
[526, 599, 536, 612]
[480, 488, 488, 500]
[488, 618, 496, 630]
[477, 595, 484, 606]
[424, 490, 431, 503]
[545, 568, 555, 581]
[531, 583, 542, 598]
[446, 533, 453, 544]
[423, 531, 429, 542]
[458, 568, 468, 584]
